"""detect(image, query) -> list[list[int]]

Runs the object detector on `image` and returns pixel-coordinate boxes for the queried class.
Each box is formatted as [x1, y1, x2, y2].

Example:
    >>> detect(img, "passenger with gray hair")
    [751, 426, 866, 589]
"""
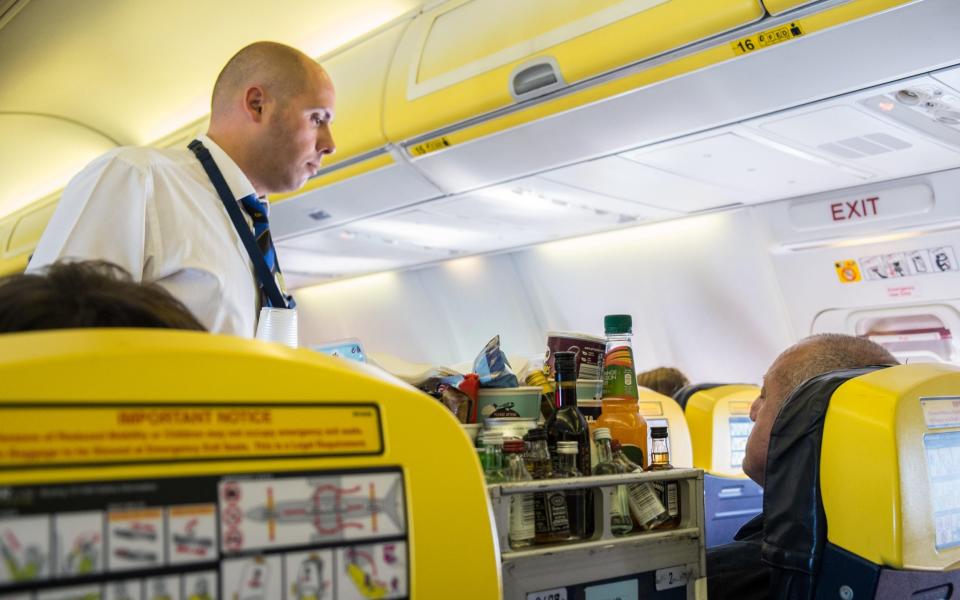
[707, 334, 898, 600]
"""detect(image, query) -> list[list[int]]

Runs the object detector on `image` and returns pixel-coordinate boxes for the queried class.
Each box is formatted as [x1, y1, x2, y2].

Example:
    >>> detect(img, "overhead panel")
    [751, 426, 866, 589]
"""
[269, 154, 444, 241]
[541, 155, 745, 213]
[746, 76, 960, 179]
[383, 0, 765, 144]
[275, 223, 454, 288]
[276, 172, 685, 286]
[622, 130, 872, 202]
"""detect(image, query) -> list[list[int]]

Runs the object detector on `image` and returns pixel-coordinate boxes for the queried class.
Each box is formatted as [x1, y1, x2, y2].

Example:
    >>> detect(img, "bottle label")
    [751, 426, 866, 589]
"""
[510, 493, 536, 543]
[651, 481, 680, 518]
[545, 491, 570, 533]
[628, 482, 666, 527]
[602, 345, 638, 399]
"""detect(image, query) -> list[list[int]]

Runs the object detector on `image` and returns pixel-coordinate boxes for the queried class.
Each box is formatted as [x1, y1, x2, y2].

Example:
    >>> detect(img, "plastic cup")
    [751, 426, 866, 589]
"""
[255, 307, 298, 348]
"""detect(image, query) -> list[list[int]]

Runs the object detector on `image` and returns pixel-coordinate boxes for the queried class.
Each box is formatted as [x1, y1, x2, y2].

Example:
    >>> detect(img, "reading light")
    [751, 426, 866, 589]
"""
[895, 89, 924, 105]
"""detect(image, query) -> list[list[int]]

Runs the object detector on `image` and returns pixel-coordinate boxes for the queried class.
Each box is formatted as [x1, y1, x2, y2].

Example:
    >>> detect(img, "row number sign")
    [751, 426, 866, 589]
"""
[732, 22, 804, 55]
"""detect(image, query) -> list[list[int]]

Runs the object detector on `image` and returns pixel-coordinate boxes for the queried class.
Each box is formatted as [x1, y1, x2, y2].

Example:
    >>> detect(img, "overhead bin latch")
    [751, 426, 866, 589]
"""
[510, 57, 566, 102]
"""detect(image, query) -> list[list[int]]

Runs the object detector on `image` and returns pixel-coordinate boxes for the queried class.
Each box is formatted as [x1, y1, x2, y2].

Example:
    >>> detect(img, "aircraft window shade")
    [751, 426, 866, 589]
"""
[923, 431, 960, 551]
[416, 0, 627, 83]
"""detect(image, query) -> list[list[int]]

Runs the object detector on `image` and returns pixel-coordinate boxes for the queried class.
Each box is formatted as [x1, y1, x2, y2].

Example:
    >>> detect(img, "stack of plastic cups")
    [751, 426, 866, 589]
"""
[255, 307, 298, 348]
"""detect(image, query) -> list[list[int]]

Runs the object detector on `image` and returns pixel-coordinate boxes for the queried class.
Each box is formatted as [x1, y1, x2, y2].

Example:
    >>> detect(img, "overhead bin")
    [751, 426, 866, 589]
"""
[0, 194, 58, 278]
[383, 0, 765, 144]
[390, 0, 937, 196]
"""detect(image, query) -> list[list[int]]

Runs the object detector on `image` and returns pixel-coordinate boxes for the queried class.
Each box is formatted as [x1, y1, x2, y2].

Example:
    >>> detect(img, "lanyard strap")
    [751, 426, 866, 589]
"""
[188, 140, 289, 309]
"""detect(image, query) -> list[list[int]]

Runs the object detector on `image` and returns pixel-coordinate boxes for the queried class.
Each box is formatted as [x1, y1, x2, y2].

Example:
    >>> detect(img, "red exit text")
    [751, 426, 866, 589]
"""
[831, 196, 879, 221]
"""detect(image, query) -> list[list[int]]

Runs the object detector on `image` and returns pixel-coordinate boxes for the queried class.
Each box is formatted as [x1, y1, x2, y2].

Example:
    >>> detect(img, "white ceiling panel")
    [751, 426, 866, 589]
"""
[543, 155, 743, 212]
[622, 131, 871, 202]
[754, 103, 960, 177]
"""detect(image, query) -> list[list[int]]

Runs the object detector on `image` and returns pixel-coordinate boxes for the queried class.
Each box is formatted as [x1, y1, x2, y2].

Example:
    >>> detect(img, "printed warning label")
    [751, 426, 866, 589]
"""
[0, 404, 382, 468]
[408, 136, 452, 157]
[731, 21, 804, 55]
[835, 259, 862, 284]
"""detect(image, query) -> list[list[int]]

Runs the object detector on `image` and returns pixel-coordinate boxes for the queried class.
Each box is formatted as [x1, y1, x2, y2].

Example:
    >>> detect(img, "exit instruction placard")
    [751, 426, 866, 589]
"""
[0, 404, 382, 468]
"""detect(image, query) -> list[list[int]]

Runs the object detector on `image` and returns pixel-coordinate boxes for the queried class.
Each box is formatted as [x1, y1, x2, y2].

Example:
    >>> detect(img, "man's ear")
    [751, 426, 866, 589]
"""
[243, 86, 265, 123]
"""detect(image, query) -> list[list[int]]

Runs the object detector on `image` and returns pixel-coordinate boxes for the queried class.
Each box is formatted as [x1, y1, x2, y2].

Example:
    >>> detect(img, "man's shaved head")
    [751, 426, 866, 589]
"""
[741, 334, 897, 486]
[211, 41, 314, 115]
[205, 41, 336, 196]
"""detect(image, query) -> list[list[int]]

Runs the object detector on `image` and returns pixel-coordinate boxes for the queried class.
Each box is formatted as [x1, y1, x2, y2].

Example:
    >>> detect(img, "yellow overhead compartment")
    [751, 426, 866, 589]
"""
[0, 194, 57, 278]
[383, 0, 766, 143]
[321, 20, 410, 167]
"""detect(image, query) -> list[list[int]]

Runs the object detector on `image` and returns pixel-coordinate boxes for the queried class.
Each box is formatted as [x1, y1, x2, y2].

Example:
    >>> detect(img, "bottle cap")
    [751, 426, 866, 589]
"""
[503, 439, 525, 454]
[604, 314, 632, 335]
[557, 440, 579, 454]
[651, 426, 669, 439]
[592, 427, 612, 441]
[554, 351, 577, 379]
[482, 431, 504, 445]
[523, 427, 547, 442]
[610, 439, 623, 452]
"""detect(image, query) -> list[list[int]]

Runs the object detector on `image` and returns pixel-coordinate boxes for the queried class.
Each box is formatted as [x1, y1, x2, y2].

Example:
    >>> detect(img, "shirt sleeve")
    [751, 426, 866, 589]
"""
[27, 151, 152, 282]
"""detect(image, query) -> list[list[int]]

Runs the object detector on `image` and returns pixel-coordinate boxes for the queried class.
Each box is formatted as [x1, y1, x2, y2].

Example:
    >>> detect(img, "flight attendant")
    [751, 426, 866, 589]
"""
[28, 41, 336, 336]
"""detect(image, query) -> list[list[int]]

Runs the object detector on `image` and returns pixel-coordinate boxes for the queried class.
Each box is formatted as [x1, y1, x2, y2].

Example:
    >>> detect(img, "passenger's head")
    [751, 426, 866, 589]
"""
[741, 334, 897, 487]
[208, 41, 336, 195]
[637, 367, 690, 398]
[0, 260, 206, 332]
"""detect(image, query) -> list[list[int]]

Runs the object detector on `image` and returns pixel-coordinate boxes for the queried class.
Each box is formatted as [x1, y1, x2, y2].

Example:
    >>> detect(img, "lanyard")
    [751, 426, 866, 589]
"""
[188, 140, 289, 309]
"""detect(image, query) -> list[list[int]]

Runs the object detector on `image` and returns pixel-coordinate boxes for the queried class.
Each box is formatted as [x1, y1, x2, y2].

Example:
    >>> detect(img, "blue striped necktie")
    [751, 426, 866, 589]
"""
[238, 194, 296, 309]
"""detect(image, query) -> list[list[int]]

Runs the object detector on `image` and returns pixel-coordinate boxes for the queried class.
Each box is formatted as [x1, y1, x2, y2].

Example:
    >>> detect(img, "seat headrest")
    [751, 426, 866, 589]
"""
[673, 382, 725, 409]
[760, 366, 888, 599]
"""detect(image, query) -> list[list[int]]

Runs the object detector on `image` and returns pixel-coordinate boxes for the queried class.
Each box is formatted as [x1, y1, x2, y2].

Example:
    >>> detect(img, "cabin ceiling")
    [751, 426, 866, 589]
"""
[0, 0, 426, 217]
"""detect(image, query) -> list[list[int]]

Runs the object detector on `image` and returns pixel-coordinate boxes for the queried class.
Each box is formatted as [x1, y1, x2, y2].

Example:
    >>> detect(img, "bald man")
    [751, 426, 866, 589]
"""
[29, 42, 336, 336]
[707, 334, 897, 599]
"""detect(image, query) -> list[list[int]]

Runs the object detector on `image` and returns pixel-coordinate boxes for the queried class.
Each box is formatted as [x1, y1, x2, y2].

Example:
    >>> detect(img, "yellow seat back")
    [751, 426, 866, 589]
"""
[684, 384, 758, 477]
[822, 362, 960, 570]
[0, 329, 501, 596]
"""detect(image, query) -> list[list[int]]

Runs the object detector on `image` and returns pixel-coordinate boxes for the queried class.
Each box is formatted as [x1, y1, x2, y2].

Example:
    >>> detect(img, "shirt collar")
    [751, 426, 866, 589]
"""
[195, 134, 260, 203]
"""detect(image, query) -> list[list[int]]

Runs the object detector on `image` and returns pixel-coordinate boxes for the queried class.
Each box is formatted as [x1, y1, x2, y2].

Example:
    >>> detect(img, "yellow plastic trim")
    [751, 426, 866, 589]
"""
[685, 384, 759, 477]
[0, 254, 28, 278]
[0, 329, 502, 597]
[268, 152, 395, 204]
[395, 0, 912, 151]
[763, 0, 820, 16]
[821, 363, 960, 569]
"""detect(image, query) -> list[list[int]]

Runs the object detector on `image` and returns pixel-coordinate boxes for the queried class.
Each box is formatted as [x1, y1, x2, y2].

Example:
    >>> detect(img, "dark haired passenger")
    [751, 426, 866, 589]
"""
[637, 366, 690, 398]
[0, 260, 206, 332]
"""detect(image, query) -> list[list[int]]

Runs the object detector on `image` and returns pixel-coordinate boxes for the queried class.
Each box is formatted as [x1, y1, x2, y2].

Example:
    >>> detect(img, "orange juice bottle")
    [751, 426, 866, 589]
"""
[596, 314, 649, 468]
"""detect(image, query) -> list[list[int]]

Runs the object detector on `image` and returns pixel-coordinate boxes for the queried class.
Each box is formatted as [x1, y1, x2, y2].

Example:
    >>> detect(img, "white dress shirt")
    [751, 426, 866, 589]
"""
[28, 135, 262, 337]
